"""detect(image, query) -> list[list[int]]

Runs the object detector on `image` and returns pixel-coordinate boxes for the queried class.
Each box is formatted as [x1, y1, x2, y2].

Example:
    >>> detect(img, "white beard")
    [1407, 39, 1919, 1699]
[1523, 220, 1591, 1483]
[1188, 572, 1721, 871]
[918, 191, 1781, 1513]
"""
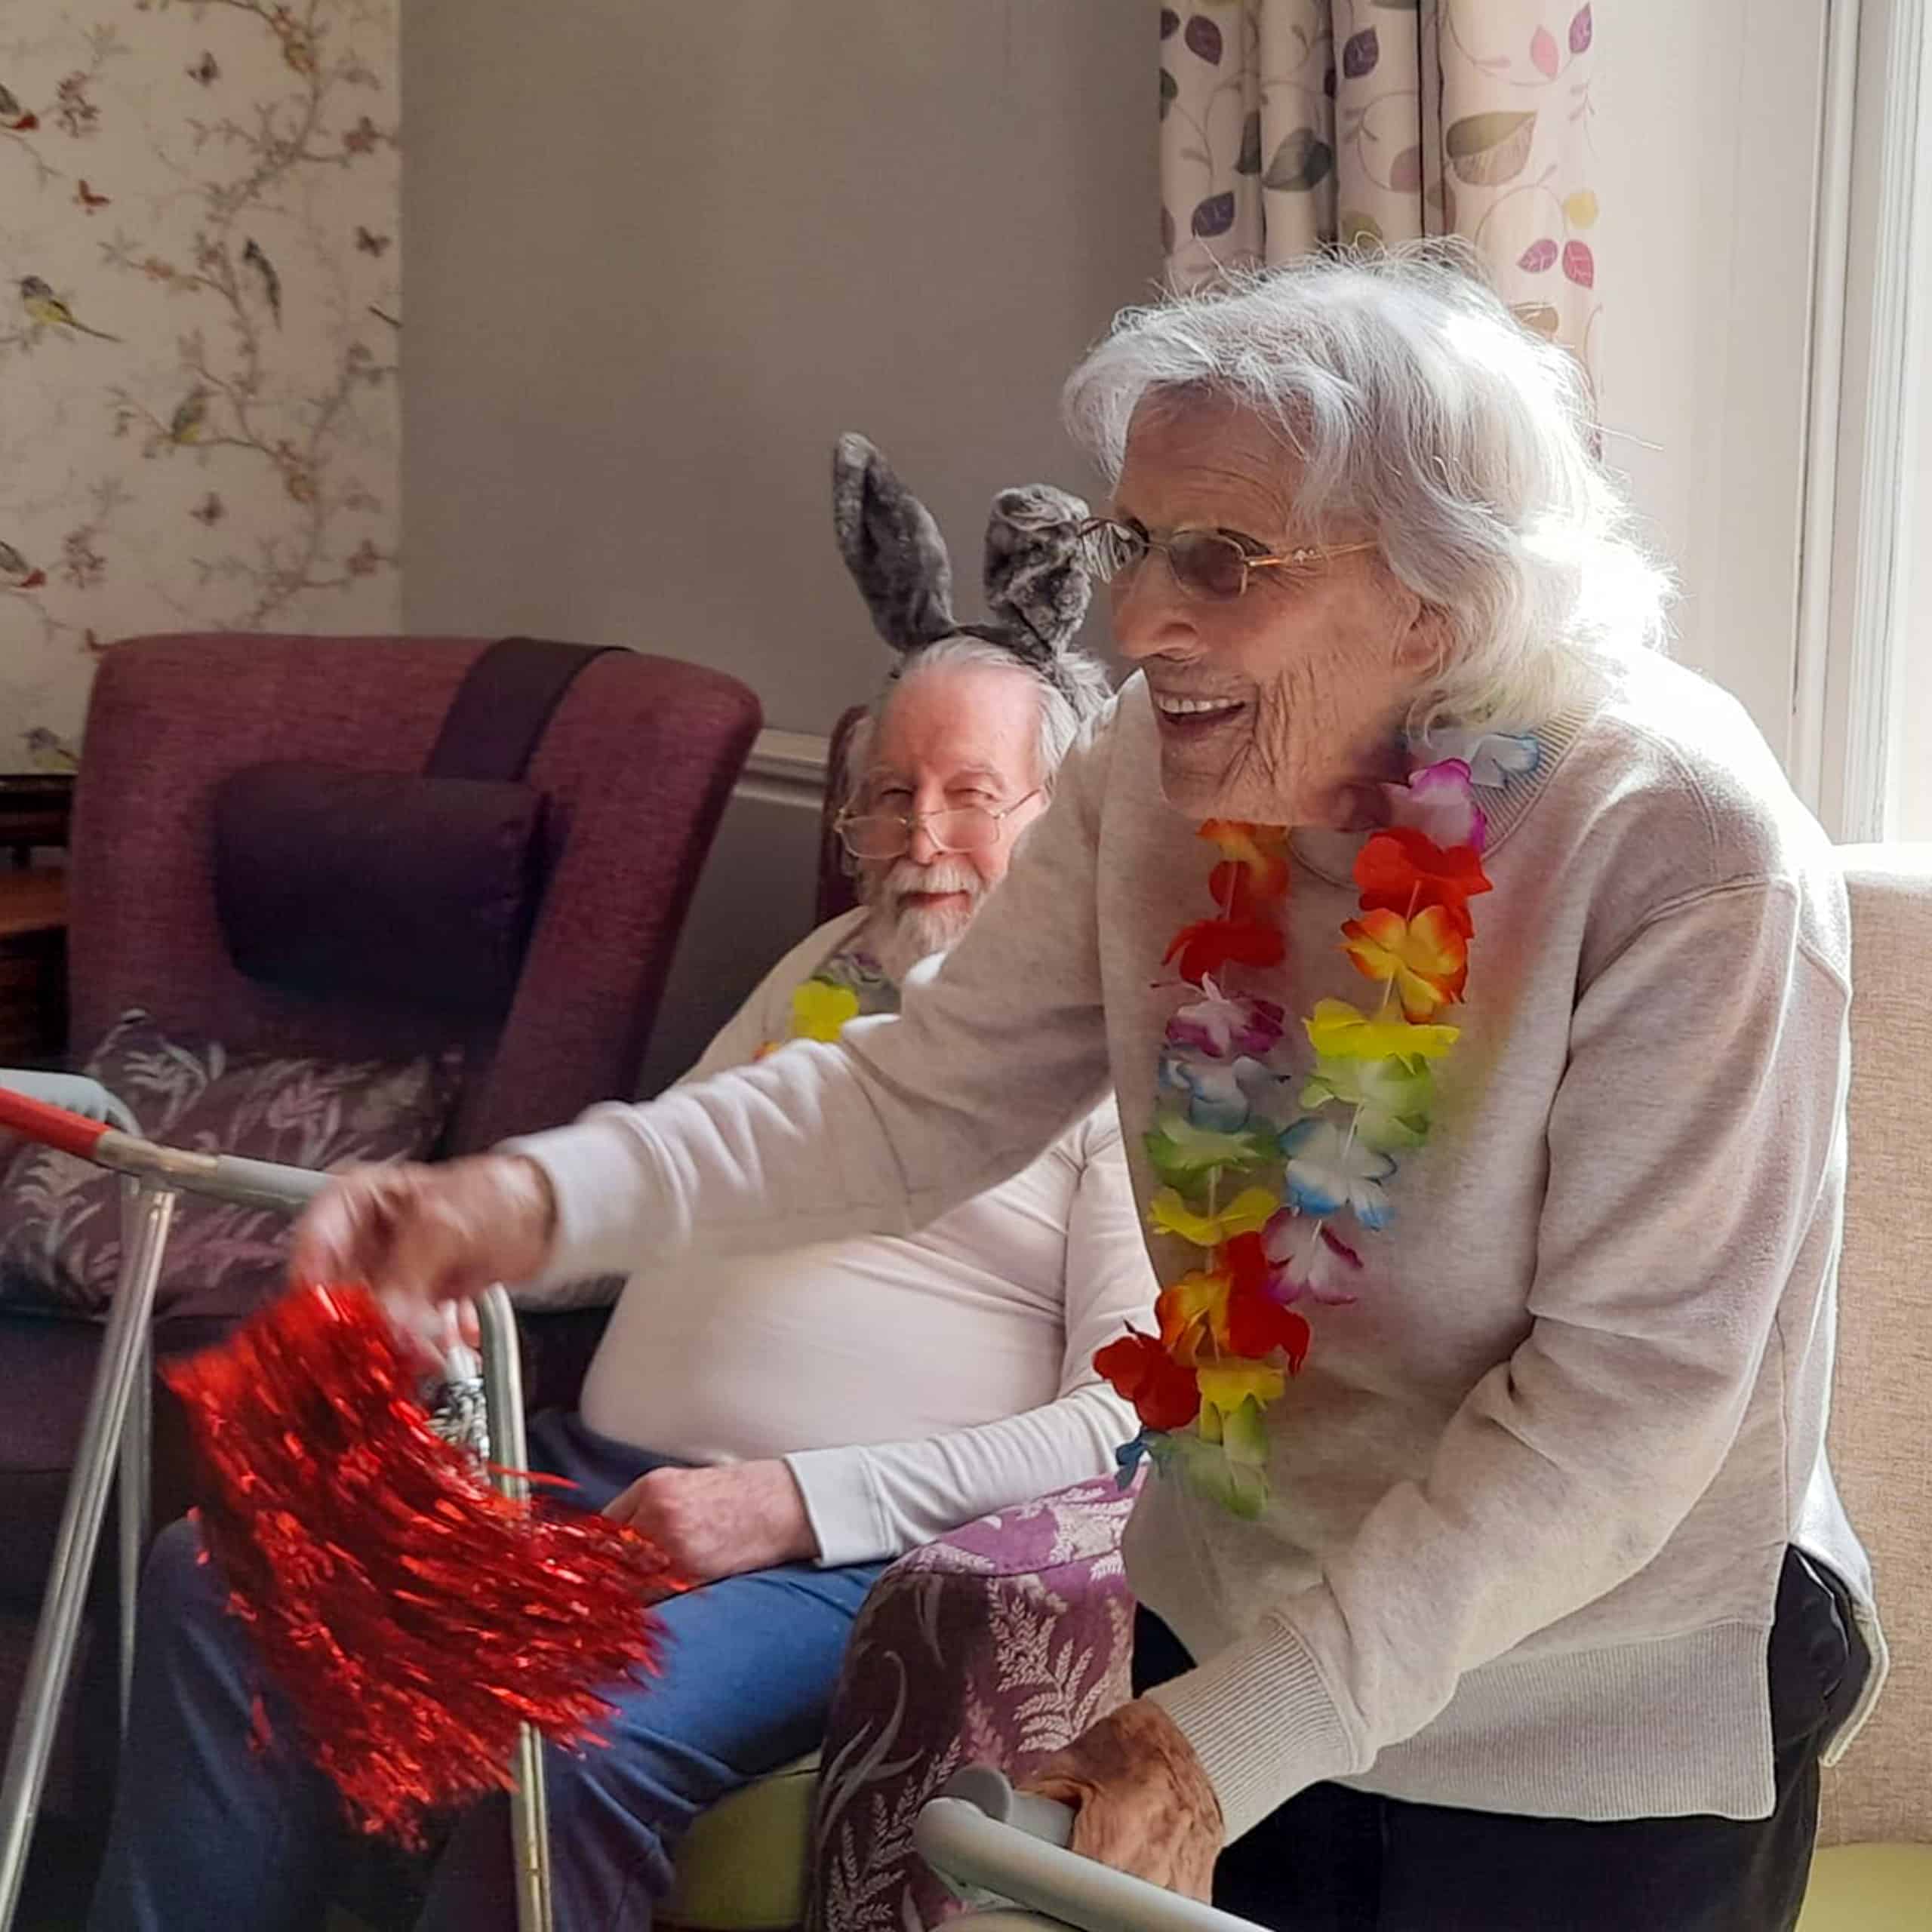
[861, 856, 984, 986]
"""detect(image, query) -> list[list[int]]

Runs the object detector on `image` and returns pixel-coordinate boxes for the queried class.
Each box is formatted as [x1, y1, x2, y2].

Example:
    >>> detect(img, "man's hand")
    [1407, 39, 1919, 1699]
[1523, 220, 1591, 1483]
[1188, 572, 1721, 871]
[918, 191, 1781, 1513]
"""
[602, 1462, 819, 1583]
[288, 1154, 558, 1305]
[1021, 1699, 1224, 1901]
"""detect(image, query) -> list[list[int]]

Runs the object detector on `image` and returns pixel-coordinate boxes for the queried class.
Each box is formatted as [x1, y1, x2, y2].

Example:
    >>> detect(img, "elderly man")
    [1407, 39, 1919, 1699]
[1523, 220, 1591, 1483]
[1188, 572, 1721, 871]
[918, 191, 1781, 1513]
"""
[88, 629, 1151, 1932]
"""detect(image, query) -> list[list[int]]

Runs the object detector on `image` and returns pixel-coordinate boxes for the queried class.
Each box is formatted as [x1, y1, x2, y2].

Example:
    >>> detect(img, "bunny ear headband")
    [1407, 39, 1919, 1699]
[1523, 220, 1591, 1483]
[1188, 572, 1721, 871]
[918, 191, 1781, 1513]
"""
[831, 432, 1111, 718]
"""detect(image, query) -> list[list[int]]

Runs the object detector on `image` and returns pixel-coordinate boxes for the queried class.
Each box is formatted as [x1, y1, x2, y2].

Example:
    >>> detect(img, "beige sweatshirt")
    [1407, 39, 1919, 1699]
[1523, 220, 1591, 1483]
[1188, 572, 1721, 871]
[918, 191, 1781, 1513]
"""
[513, 654, 1883, 1841]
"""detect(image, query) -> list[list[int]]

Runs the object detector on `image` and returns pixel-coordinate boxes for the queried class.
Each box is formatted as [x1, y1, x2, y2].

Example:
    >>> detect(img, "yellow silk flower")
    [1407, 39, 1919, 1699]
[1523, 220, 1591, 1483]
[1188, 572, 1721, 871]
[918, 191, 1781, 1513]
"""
[789, 979, 860, 1043]
[1148, 1184, 1279, 1249]
[1196, 1362, 1286, 1429]
[1304, 998, 1460, 1063]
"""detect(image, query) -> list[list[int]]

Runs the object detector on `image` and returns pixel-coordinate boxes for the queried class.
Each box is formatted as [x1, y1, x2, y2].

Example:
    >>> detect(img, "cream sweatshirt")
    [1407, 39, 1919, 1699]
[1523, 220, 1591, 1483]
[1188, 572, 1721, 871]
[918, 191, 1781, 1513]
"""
[512, 654, 1883, 1840]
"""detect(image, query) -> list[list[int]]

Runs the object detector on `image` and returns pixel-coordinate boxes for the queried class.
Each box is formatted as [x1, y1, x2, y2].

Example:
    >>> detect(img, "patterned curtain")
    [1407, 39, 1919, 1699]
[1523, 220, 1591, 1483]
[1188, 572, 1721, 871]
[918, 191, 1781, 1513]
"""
[1160, 0, 1599, 387]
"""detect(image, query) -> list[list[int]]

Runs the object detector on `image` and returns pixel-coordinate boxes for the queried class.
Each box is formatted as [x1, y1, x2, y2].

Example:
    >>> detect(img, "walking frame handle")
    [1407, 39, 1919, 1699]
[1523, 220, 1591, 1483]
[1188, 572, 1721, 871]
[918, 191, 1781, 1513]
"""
[917, 1767, 1265, 1932]
[0, 1076, 552, 1932]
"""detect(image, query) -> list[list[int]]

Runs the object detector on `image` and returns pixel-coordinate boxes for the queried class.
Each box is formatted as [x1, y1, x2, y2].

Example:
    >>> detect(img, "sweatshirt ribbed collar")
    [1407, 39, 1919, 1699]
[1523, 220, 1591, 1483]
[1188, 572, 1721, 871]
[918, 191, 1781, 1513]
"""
[1289, 694, 1603, 888]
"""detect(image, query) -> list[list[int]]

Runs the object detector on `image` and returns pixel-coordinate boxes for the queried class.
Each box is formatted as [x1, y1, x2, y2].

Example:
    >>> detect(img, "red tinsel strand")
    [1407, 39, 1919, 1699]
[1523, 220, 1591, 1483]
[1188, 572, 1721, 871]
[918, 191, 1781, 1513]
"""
[164, 1284, 682, 1844]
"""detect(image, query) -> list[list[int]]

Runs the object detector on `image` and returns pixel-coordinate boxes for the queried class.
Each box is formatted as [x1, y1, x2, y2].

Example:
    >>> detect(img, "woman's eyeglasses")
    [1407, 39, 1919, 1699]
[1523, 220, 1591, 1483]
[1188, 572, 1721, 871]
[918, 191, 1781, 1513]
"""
[834, 788, 1044, 862]
[1075, 517, 1377, 602]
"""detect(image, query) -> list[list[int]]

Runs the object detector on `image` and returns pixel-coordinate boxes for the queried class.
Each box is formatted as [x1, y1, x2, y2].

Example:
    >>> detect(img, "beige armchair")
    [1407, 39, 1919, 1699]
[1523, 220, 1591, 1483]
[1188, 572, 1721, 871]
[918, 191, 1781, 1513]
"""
[1797, 845, 1932, 1929]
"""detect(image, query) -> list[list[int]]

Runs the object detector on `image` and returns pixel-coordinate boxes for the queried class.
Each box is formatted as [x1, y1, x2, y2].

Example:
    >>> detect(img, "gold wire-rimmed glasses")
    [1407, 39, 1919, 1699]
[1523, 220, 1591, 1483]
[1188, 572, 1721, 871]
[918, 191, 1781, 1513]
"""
[833, 787, 1044, 862]
[1075, 517, 1377, 601]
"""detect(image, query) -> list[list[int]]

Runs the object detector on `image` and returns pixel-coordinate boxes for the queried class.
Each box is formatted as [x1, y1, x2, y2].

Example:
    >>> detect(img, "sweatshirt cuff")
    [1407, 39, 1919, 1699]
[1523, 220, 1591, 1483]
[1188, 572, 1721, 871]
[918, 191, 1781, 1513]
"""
[1143, 1618, 1363, 1842]
[784, 1447, 894, 1568]
[500, 1115, 669, 1289]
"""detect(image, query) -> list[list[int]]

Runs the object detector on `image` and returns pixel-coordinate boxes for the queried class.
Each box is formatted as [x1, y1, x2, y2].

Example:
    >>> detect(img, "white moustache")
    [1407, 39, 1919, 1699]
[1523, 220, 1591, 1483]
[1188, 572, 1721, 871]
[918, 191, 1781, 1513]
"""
[880, 857, 983, 904]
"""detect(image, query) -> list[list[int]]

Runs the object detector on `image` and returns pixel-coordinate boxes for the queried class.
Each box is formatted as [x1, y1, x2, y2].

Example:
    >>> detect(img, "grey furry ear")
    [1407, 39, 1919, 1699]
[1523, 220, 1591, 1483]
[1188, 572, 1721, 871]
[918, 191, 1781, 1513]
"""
[983, 483, 1093, 654]
[832, 433, 956, 654]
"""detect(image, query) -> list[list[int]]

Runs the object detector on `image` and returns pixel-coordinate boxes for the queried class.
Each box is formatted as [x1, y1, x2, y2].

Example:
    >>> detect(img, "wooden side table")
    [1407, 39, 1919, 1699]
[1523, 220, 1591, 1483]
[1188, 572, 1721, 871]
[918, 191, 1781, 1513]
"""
[0, 869, 68, 1068]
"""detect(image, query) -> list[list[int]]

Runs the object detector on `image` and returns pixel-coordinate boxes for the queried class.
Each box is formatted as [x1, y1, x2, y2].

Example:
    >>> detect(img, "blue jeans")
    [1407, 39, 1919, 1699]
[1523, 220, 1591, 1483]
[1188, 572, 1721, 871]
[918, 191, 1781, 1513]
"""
[87, 1410, 883, 1932]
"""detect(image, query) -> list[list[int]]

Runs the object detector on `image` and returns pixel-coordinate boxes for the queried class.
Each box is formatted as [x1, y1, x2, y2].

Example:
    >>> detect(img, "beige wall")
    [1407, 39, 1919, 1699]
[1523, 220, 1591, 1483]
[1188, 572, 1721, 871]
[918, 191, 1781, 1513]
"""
[401, 0, 1158, 736]
[402, 0, 1843, 1081]
[401, 0, 1158, 1081]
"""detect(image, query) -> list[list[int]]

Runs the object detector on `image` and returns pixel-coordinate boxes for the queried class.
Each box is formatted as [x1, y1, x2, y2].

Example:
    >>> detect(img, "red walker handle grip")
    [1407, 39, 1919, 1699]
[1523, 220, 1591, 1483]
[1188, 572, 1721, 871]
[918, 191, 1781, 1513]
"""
[0, 1084, 112, 1161]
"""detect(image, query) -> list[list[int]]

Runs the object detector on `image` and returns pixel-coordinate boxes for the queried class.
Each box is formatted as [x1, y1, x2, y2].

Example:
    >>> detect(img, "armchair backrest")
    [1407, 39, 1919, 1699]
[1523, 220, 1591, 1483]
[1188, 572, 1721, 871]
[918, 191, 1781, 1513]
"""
[1819, 843, 1932, 1846]
[814, 703, 868, 927]
[69, 634, 760, 1150]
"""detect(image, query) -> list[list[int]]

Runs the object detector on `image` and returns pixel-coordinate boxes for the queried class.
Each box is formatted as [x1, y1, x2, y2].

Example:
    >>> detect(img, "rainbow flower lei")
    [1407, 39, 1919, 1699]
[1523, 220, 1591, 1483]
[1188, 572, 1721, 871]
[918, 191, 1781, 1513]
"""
[1097, 743, 1529, 1518]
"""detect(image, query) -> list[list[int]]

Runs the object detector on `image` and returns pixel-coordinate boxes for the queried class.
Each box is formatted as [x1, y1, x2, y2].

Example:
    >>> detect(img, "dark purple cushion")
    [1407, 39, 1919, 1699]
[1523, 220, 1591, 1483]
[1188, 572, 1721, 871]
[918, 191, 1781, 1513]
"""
[212, 763, 546, 1020]
[0, 1010, 462, 1323]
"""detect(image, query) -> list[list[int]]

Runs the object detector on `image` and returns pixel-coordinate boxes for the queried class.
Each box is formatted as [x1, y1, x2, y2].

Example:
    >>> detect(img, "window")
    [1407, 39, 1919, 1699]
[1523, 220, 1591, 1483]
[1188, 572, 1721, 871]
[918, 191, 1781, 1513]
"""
[1796, 0, 1932, 841]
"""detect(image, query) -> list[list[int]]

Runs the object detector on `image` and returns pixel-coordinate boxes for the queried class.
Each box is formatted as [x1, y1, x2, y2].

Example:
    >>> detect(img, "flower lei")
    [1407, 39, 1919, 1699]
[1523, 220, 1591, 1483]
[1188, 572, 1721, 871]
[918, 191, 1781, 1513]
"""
[758, 945, 896, 1057]
[1096, 736, 1534, 1518]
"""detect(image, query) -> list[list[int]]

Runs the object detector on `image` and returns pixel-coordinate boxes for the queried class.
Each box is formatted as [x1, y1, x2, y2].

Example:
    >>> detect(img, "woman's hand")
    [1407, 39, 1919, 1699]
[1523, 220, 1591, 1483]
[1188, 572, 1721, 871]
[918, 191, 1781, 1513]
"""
[1021, 1699, 1224, 1901]
[603, 1461, 818, 1583]
[288, 1153, 558, 1304]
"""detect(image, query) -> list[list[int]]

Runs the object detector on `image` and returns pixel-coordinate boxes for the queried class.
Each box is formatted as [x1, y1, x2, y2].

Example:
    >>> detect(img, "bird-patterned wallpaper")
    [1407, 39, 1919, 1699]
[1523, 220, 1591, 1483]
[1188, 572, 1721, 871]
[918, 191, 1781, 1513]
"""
[0, 0, 399, 774]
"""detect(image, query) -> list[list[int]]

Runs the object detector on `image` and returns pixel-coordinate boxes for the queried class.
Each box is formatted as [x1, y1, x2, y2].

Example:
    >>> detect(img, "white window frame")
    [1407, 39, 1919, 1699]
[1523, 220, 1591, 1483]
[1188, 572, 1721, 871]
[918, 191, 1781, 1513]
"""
[1794, 0, 1928, 841]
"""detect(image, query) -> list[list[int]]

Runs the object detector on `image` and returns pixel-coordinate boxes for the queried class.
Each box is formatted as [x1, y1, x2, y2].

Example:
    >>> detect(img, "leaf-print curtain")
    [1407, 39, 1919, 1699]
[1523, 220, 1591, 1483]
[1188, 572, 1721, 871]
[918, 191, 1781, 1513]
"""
[1160, 1, 1600, 386]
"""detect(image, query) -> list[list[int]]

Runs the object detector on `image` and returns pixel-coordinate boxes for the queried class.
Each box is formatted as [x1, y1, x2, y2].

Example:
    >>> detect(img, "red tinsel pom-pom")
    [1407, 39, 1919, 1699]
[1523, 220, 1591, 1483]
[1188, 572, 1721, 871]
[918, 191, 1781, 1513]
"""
[163, 1283, 681, 1844]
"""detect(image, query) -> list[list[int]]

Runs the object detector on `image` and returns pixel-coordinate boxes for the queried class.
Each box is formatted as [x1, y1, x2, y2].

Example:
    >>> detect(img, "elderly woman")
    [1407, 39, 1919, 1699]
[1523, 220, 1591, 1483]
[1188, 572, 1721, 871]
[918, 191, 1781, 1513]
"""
[291, 254, 1879, 1930]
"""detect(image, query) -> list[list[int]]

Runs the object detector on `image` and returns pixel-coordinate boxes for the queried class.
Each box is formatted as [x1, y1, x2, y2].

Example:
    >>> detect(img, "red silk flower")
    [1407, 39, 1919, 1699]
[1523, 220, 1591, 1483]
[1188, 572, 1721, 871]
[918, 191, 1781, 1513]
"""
[1354, 827, 1493, 937]
[1222, 1230, 1275, 1298]
[1164, 915, 1285, 985]
[1095, 1328, 1201, 1431]
[1225, 1287, 1312, 1369]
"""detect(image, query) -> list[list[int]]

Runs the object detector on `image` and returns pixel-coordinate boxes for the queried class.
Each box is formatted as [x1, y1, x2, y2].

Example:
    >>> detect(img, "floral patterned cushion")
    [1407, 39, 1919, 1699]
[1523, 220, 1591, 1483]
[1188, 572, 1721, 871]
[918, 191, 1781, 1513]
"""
[0, 1010, 461, 1324]
[808, 1476, 1140, 1932]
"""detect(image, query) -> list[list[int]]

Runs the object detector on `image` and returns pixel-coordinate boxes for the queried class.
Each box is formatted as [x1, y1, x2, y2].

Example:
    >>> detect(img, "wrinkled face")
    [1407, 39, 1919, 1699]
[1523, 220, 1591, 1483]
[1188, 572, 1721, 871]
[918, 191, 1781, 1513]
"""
[857, 660, 1048, 980]
[1109, 400, 1436, 826]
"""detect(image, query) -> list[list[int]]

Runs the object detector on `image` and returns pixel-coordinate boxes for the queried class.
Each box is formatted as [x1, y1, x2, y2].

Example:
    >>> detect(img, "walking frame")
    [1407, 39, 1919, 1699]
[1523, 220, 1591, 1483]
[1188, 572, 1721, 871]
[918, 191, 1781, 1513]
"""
[0, 1075, 1264, 1932]
[0, 1077, 553, 1932]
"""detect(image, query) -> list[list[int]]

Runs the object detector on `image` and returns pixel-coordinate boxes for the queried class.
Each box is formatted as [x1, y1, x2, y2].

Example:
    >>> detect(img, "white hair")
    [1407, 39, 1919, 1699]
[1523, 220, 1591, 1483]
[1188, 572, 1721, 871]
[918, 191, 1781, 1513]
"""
[841, 636, 1092, 802]
[1061, 247, 1672, 734]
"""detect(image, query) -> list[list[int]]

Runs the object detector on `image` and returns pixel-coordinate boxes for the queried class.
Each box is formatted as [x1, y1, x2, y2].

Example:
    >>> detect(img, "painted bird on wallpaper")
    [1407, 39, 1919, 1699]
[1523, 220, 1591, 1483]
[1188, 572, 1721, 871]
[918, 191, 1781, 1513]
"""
[169, 386, 210, 446]
[21, 728, 79, 774]
[0, 540, 46, 589]
[19, 276, 119, 343]
[242, 238, 281, 328]
[75, 179, 110, 214]
[0, 82, 36, 131]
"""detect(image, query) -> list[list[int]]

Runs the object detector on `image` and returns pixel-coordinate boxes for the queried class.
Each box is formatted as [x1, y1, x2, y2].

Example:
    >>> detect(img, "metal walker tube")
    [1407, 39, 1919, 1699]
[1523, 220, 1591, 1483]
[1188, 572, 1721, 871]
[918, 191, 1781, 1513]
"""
[0, 1079, 554, 1932]
[0, 1177, 175, 1932]
[477, 1283, 553, 1932]
[914, 1769, 1266, 1932]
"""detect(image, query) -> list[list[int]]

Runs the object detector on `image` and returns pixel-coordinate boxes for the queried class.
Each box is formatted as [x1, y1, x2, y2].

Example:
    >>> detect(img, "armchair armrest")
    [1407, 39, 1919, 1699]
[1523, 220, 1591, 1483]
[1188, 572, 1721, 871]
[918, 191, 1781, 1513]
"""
[807, 1476, 1141, 1932]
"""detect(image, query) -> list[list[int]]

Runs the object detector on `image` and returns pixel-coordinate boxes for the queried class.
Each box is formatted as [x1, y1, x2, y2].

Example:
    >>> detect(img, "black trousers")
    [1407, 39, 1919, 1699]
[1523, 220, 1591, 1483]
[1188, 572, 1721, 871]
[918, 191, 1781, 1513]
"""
[1134, 1550, 1870, 1932]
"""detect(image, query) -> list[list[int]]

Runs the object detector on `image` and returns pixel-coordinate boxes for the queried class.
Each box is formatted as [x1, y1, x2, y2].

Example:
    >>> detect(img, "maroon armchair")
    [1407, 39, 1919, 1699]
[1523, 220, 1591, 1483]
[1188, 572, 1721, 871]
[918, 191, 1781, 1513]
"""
[814, 706, 869, 926]
[68, 634, 759, 1150]
[0, 632, 759, 1833]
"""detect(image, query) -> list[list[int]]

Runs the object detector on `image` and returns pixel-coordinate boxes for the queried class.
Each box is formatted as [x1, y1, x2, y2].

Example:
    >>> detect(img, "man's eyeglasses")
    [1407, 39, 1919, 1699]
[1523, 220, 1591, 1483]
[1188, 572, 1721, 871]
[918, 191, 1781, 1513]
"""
[834, 789, 1043, 862]
[1075, 517, 1377, 602]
